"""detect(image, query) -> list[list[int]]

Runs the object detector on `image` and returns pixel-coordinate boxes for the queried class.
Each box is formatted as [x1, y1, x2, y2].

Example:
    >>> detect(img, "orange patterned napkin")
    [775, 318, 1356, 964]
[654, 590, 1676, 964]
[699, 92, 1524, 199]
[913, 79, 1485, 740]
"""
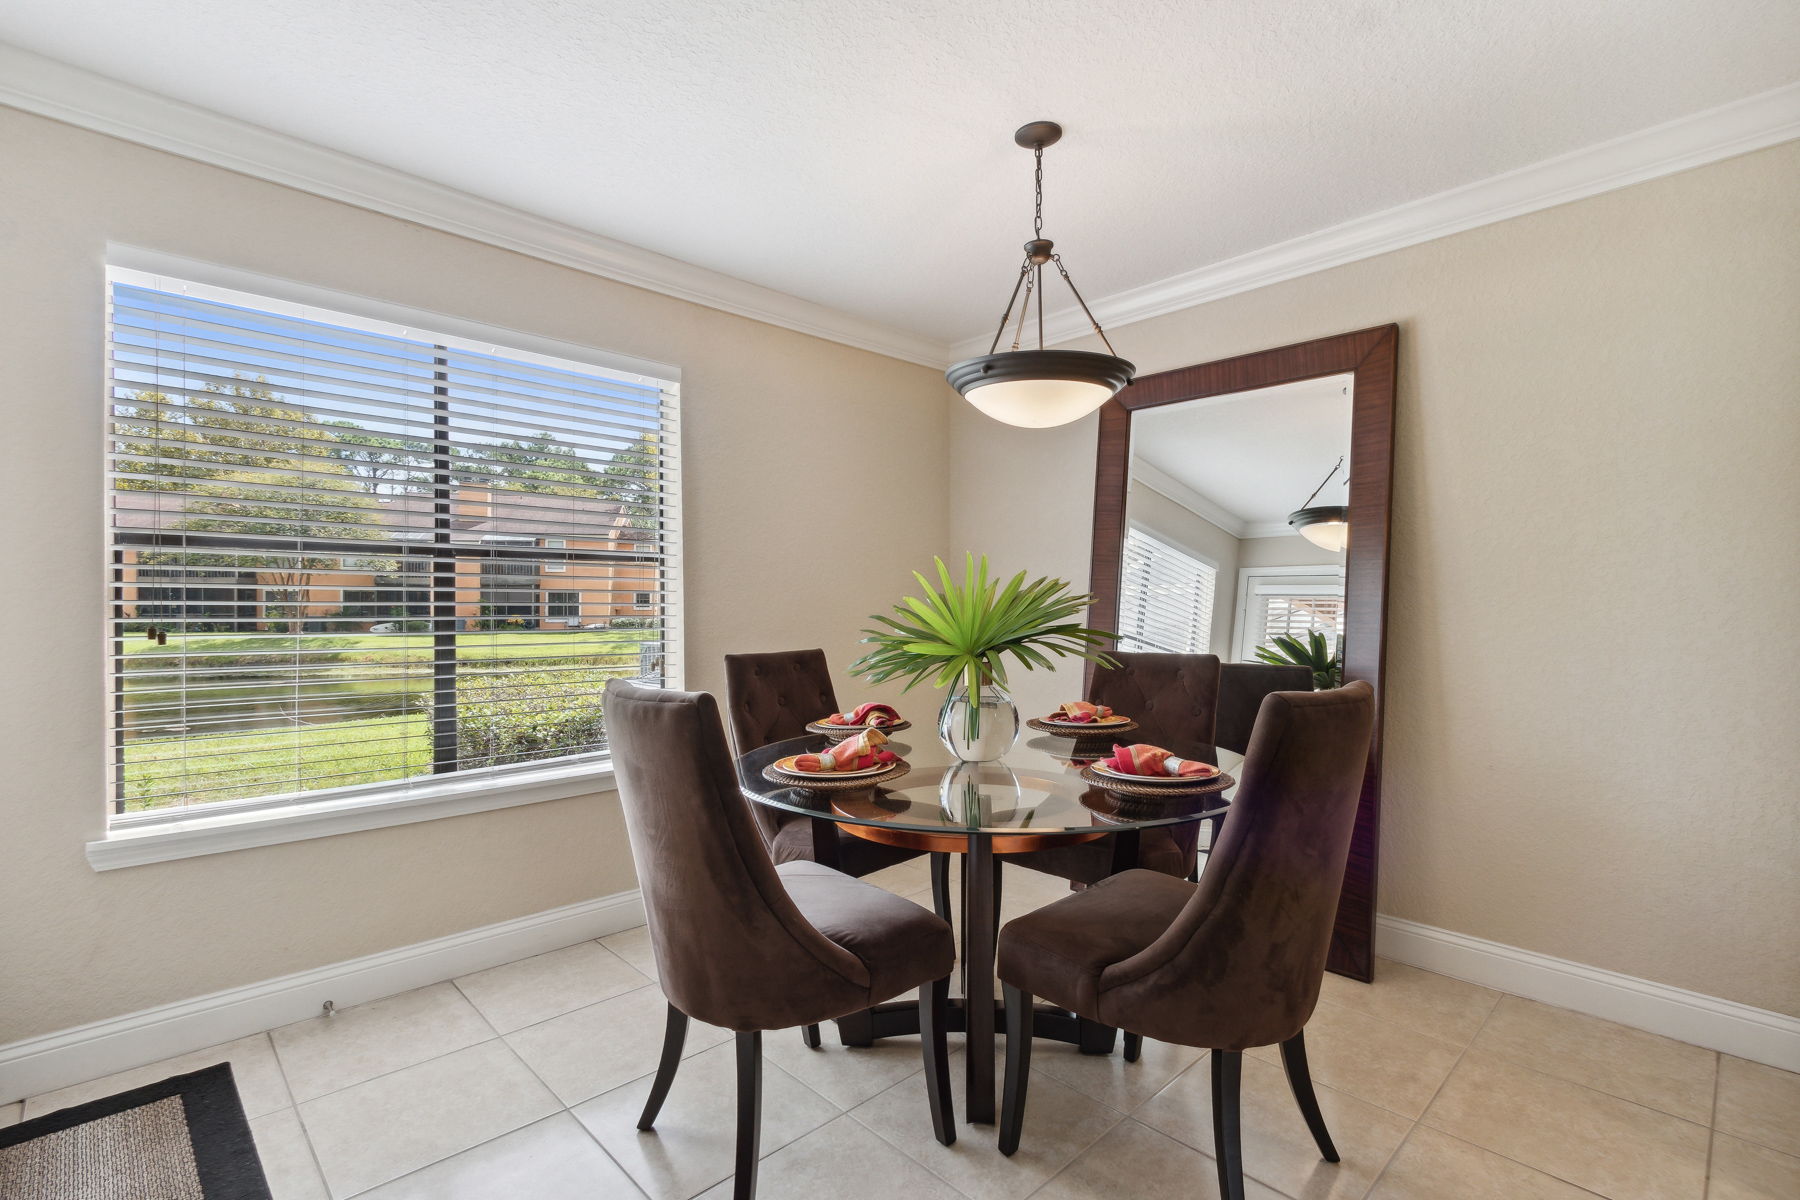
[1049, 700, 1113, 723]
[821, 702, 902, 727]
[792, 728, 899, 773]
[1101, 744, 1217, 778]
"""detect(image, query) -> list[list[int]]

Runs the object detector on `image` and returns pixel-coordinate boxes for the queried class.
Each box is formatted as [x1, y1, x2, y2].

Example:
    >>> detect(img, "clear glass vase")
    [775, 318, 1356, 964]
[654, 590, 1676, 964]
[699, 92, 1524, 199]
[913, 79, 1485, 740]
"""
[937, 680, 1020, 762]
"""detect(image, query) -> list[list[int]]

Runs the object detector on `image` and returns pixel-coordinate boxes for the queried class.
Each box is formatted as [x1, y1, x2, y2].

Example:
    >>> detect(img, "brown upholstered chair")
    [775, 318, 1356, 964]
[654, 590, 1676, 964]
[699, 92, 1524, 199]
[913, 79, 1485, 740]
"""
[996, 682, 1375, 1200]
[606, 680, 957, 1199]
[724, 649, 951, 917]
[1006, 651, 1223, 886]
[1215, 661, 1313, 754]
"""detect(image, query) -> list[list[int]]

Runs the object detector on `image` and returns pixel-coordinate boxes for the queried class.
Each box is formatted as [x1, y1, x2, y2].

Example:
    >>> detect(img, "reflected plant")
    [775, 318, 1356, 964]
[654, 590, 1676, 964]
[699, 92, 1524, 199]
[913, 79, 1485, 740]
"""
[1253, 629, 1343, 690]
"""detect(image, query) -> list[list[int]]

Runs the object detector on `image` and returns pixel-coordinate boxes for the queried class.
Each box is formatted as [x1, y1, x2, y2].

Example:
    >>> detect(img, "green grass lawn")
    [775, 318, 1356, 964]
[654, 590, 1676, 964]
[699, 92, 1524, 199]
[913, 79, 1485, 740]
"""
[119, 630, 646, 810]
[120, 713, 431, 812]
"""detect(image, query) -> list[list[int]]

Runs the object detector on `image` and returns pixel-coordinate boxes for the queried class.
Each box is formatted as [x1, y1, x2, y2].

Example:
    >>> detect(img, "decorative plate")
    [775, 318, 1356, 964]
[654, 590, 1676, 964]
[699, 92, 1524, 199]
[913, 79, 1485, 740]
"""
[805, 718, 913, 739]
[1090, 760, 1220, 784]
[771, 755, 894, 779]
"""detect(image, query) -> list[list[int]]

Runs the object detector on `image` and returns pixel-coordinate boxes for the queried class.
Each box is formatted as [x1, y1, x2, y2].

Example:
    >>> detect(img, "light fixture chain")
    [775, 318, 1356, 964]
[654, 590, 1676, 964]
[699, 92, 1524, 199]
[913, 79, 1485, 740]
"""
[1033, 145, 1045, 238]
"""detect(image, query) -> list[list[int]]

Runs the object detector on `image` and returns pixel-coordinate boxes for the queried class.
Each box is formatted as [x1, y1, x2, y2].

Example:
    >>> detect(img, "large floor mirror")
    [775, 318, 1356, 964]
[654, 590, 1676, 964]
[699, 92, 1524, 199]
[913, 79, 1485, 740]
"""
[1087, 326, 1397, 980]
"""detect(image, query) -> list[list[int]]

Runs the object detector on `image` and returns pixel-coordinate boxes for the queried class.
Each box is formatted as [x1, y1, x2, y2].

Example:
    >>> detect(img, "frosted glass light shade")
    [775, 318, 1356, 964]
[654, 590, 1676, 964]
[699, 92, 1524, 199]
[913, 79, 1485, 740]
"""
[1289, 506, 1350, 552]
[946, 348, 1134, 429]
[964, 378, 1113, 428]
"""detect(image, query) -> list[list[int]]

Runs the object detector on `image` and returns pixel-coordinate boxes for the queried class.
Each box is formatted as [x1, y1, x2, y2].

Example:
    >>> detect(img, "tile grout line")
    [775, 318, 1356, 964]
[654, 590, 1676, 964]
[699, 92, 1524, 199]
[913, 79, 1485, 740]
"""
[1700, 1051, 1721, 1200]
[263, 1031, 335, 1199]
[1410, 996, 1696, 1198]
[1359, 985, 1504, 1197]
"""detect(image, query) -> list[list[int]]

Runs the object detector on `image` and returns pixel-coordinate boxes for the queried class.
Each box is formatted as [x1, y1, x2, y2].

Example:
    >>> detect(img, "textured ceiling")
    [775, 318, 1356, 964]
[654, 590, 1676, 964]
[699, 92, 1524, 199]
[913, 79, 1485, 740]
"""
[3, 0, 1795, 343]
[1134, 375, 1353, 528]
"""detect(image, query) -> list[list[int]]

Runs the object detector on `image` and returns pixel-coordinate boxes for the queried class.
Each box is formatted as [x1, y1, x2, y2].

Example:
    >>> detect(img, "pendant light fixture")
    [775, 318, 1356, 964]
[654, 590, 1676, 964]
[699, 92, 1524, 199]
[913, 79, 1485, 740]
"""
[946, 121, 1135, 428]
[1288, 455, 1350, 552]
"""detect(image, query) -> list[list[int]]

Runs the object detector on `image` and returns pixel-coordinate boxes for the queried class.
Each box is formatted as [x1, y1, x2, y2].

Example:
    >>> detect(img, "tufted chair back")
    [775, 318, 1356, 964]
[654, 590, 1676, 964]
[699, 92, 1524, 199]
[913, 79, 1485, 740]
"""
[723, 649, 839, 843]
[1089, 651, 1222, 755]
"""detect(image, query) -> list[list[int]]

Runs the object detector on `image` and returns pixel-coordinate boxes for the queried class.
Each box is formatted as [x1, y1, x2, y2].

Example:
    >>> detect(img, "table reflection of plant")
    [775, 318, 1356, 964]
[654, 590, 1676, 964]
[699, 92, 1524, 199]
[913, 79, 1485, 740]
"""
[939, 761, 1028, 827]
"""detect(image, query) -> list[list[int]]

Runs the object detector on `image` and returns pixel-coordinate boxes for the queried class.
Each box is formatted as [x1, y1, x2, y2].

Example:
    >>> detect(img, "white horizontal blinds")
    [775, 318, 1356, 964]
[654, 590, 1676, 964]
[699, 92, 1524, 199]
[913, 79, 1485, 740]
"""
[107, 275, 679, 818]
[1117, 528, 1216, 655]
[1243, 579, 1345, 659]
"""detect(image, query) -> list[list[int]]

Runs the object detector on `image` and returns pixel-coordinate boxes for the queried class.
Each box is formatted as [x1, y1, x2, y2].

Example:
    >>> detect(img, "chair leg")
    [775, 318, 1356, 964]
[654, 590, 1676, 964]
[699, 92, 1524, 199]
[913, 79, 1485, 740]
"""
[918, 975, 956, 1146]
[801, 1023, 821, 1049]
[999, 983, 1033, 1156]
[637, 1004, 689, 1130]
[733, 1031, 762, 1200]
[1211, 1050, 1246, 1200]
[1122, 1032, 1142, 1062]
[929, 851, 952, 924]
[1279, 1031, 1340, 1162]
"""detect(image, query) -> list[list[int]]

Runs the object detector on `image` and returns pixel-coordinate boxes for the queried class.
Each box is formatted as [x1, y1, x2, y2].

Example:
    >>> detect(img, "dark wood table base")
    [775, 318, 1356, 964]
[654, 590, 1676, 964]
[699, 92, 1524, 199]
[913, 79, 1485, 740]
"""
[834, 999, 1122, 1060]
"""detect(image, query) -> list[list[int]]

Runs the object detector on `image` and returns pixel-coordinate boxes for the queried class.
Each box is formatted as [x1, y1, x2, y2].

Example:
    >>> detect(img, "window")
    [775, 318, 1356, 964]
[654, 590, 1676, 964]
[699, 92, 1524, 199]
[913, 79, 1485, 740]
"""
[634, 592, 653, 607]
[542, 537, 568, 572]
[107, 269, 679, 820]
[1234, 568, 1345, 662]
[1116, 527, 1217, 655]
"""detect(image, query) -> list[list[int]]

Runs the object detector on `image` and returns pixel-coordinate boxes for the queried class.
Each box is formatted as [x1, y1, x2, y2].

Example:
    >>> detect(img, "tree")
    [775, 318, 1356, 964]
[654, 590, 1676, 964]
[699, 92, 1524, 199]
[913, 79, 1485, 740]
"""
[114, 379, 387, 632]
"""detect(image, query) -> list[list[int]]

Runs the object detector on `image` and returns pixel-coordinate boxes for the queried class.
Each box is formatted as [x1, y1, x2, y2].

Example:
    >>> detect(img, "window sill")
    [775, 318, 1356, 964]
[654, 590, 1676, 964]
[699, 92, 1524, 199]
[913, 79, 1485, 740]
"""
[87, 761, 618, 871]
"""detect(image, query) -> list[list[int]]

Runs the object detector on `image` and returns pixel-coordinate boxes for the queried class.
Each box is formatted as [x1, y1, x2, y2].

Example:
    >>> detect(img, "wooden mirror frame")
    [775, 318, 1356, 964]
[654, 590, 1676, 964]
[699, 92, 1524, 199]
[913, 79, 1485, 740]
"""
[1085, 324, 1397, 981]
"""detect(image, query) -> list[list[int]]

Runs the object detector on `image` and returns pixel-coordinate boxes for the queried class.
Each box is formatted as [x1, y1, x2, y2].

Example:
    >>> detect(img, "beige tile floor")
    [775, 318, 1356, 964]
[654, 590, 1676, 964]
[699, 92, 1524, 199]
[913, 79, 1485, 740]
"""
[14, 858, 1799, 1199]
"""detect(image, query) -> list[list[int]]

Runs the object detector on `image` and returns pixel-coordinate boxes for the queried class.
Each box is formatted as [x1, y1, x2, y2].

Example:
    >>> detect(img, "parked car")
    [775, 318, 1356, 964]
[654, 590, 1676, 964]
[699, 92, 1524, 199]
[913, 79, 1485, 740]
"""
[369, 622, 401, 633]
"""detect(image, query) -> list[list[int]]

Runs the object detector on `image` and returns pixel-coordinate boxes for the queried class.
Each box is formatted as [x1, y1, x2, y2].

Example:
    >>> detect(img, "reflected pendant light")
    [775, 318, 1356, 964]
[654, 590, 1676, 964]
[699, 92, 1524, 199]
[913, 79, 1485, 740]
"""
[1288, 455, 1350, 552]
[946, 121, 1135, 428]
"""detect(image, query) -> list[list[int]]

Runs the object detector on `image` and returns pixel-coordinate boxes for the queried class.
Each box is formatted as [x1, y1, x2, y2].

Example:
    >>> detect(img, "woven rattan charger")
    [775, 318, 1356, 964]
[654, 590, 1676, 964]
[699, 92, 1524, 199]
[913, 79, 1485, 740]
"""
[1078, 764, 1235, 800]
[804, 718, 913, 740]
[1026, 716, 1139, 739]
[762, 759, 912, 793]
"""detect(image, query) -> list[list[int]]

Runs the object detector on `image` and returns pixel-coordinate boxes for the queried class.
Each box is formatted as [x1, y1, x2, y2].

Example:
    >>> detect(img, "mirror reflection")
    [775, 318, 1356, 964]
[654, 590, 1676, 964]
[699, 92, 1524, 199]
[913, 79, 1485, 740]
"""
[1121, 373, 1352, 678]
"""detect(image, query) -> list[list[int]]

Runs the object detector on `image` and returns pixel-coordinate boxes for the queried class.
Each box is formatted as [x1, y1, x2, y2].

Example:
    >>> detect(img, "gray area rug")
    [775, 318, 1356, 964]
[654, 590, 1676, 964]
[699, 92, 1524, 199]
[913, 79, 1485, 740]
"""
[0, 1063, 272, 1199]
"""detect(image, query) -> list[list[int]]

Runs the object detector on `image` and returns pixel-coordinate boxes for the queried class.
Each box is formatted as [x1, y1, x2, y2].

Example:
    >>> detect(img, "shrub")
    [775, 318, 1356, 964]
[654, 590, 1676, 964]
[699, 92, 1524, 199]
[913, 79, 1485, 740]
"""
[437, 668, 611, 768]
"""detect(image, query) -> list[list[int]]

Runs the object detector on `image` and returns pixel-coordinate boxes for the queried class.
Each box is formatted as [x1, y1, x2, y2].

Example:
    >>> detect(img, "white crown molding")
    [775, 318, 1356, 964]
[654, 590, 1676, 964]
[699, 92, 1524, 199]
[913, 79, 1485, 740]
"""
[0, 42, 948, 368]
[1240, 520, 1299, 539]
[1131, 461, 1248, 537]
[0, 890, 647, 1104]
[952, 81, 1800, 359]
[1378, 915, 1800, 1073]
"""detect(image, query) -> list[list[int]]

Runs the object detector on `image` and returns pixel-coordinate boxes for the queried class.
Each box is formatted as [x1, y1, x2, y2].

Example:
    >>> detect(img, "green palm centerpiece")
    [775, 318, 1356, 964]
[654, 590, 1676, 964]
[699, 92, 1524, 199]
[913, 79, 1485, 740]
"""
[852, 554, 1116, 761]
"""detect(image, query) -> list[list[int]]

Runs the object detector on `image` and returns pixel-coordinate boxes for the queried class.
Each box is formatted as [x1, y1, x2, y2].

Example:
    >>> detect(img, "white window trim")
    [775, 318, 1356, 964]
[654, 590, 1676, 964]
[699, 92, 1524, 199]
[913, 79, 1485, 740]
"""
[1232, 565, 1347, 663]
[88, 757, 618, 871]
[93, 251, 682, 869]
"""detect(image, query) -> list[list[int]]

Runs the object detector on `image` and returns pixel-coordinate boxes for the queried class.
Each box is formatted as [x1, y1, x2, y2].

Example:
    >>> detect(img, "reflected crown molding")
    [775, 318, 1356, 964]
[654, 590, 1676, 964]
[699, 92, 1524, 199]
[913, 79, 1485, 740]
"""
[1131, 461, 1248, 538]
[952, 82, 1800, 359]
[0, 42, 947, 368]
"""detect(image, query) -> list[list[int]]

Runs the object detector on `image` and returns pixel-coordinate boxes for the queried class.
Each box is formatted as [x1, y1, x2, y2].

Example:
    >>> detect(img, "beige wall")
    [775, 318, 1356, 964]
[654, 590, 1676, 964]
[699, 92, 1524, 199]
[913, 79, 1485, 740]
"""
[1238, 534, 1344, 570]
[0, 107, 951, 1042]
[953, 142, 1800, 1015]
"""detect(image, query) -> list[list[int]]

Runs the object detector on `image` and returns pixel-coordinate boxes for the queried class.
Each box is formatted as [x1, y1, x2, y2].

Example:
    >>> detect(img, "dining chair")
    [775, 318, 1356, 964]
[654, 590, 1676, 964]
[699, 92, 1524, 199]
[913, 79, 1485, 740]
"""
[1006, 651, 1223, 887]
[995, 681, 1375, 1200]
[605, 680, 957, 1200]
[1215, 662, 1314, 754]
[724, 648, 953, 922]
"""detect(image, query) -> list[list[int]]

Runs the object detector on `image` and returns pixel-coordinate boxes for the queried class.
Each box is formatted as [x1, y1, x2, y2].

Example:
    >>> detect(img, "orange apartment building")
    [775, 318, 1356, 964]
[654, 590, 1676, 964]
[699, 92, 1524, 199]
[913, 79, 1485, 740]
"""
[115, 486, 663, 633]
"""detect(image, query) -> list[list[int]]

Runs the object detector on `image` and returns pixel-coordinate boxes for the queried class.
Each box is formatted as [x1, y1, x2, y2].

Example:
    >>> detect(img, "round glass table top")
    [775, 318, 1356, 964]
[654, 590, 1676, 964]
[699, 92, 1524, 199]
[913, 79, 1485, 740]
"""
[736, 731, 1239, 839]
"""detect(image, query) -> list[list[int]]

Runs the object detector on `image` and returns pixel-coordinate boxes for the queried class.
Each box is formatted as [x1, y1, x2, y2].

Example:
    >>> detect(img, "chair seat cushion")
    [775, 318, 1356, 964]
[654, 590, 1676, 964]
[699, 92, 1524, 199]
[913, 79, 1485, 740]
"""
[777, 861, 955, 1006]
[997, 868, 1195, 1016]
[768, 814, 924, 877]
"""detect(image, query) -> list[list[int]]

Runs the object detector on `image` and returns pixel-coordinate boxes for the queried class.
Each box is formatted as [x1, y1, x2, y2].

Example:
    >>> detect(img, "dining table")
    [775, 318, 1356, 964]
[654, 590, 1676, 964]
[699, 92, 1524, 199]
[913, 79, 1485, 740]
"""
[736, 728, 1239, 1124]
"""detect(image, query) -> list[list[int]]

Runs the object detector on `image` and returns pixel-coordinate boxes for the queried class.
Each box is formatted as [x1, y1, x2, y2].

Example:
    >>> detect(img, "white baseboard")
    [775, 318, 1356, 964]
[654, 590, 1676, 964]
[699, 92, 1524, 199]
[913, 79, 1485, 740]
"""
[1377, 915, 1800, 1073]
[0, 890, 646, 1105]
